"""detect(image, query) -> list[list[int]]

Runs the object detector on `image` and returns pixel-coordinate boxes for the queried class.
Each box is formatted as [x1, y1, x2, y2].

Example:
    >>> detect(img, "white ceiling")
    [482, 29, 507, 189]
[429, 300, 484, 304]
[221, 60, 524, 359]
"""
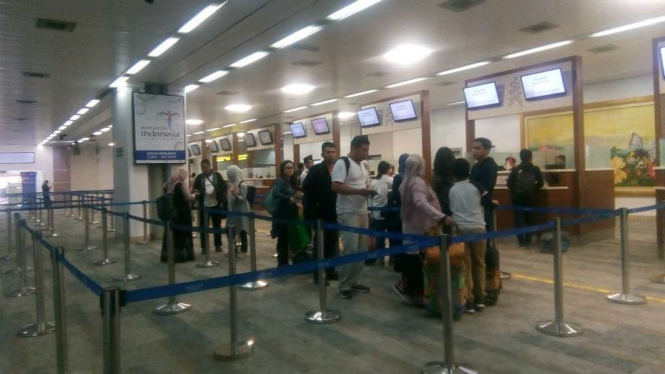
[3, 0, 665, 146]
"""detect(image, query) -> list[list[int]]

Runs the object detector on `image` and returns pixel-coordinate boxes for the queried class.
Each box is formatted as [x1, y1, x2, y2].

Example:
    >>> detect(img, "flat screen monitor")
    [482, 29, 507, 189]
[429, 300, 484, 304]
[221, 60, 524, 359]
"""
[661, 47, 665, 78]
[464, 82, 500, 109]
[219, 138, 232, 151]
[244, 133, 256, 147]
[258, 130, 273, 145]
[207, 140, 219, 153]
[187, 147, 191, 157]
[521, 68, 566, 100]
[290, 122, 307, 138]
[311, 118, 330, 135]
[357, 107, 380, 127]
[190, 144, 201, 156]
[389, 99, 417, 122]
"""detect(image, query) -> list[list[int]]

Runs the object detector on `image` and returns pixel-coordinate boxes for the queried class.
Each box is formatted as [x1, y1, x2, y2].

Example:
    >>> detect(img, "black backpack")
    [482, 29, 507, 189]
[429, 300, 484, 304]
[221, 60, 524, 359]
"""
[241, 181, 256, 206]
[156, 193, 176, 221]
[514, 168, 537, 200]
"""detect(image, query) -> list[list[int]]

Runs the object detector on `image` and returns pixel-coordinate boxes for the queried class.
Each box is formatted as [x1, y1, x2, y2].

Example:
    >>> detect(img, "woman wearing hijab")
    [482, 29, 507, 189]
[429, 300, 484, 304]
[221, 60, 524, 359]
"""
[394, 155, 454, 306]
[386, 153, 409, 270]
[226, 165, 251, 255]
[431, 147, 456, 216]
[161, 167, 197, 263]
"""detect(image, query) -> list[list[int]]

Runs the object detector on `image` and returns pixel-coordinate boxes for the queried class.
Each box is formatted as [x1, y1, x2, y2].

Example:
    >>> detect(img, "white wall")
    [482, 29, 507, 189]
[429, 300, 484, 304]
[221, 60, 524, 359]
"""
[70, 144, 114, 191]
[0, 145, 53, 188]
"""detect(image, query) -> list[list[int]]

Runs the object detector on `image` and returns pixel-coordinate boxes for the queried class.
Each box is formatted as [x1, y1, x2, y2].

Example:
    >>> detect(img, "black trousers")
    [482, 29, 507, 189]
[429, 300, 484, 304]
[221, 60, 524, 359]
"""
[312, 226, 338, 279]
[199, 207, 223, 252]
[276, 225, 290, 266]
[513, 199, 534, 246]
[401, 253, 425, 296]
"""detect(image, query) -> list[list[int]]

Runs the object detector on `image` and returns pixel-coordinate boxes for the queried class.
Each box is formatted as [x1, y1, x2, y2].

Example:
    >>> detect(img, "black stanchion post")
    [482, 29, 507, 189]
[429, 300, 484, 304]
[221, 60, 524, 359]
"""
[114, 212, 141, 282]
[155, 221, 191, 315]
[46, 206, 60, 238]
[108, 198, 116, 233]
[138, 200, 150, 245]
[51, 247, 69, 374]
[8, 220, 36, 296]
[78, 206, 98, 251]
[305, 219, 341, 323]
[607, 208, 646, 304]
[62, 194, 69, 216]
[422, 235, 475, 374]
[6, 212, 24, 274]
[18, 230, 56, 337]
[94, 208, 117, 266]
[91, 195, 100, 225]
[197, 207, 220, 268]
[37, 198, 46, 227]
[1, 209, 15, 261]
[241, 213, 268, 290]
[76, 195, 83, 221]
[496, 209, 511, 280]
[536, 218, 583, 337]
[101, 287, 121, 374]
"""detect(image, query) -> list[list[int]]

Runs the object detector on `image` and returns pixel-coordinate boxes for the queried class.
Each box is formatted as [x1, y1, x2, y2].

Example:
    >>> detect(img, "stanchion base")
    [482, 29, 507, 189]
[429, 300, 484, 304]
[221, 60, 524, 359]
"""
[108, 228, 116, 233]
[155, 302, 191, 315]
[45, 232, 60, 238]
[93, 258, 117, 266]
[91, 221, 100, 225]
[192, 233, 199, 238]
[536, 320, 583, 337]
[8, 287, 36, 297]
[18, 321, 56, 337]
[113, 273, 142, 282]
[5, 267, 32, 275]
[607, 293, 647, 305]
[196, 260, 221, 268]
[213, 340, 255, 361]
[138, 242, 150, 246]
[500, 271, 512, 280]
[0, 255, 16, 262]
[422, 362, 477, 374]
[650, 274, 665, 284]
[241, 280, 269, 291]
[75, 217, 83, 221]
[78, 245, 98, 252]
[36, 223, 47, 227]
[304, 309, 342, 324]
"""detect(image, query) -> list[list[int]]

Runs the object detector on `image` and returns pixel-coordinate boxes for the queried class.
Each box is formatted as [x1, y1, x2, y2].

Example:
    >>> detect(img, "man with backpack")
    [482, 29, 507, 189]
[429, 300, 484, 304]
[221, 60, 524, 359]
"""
[507, 149, 544, 248]
[193, 159, 227, 254]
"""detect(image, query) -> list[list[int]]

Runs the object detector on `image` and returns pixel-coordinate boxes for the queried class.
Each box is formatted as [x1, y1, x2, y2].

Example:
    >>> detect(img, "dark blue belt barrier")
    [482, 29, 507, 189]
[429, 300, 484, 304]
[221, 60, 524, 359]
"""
[128, 214, 164, 227]
[561, 211, 621, 226]
[323, 221, 431, 242]
[207, 208, 315, 227]
[1, 204, 83, 212]
[451, 221, 556, 244]
[627, 202, 665, 214]
[495, 205, 617, 215]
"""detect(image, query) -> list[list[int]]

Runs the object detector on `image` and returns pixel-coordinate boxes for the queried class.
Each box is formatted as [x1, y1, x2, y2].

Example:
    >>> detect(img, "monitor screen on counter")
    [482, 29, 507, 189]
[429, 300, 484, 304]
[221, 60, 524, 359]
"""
[219, 138, 231, 151]
[521, 68, 566, 100]
[311, 118, 330, 135]
[290, 122, 307, 138]
[244, 133, 256, 147]
[357, 107, 380, 127]
[464, 82, 500, 109]
[389, 99, 417, 122]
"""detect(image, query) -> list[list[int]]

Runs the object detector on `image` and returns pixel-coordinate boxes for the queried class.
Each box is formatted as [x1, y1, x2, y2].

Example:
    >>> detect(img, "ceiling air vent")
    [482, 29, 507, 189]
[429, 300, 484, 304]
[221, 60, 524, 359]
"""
[22, 71, 50, 78]
[435, 81, 456, 86]
[291, 59, 322, 68]
[217, 91, 239, 96]
[290, 43, 319, 52]
[587, 44, 621, 54]
[438, 0, 486, 12]
[367, 71, 389, 78]
[519, 21, 560, 34]
[12, 118, 29, 122]
[16, 100, 37, 104]
[36, 18, 76, 32]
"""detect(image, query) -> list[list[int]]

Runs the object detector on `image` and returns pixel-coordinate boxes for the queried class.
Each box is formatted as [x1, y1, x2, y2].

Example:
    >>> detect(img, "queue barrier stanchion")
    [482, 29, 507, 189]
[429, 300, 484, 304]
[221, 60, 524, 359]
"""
[78, 206, 98, 252]
[18, 230, 56, 337]
[241, 213, 268, 291]
[197, 208, 220, 268]
[1, 209, 15, 261]
[51, 247, 69, 374]
[76, 195, 83, 221]
[62, 195, 69, 216]
[305, 219, 340, 323]
[155, 221, 191, 315]
[94, 208, 117, 266]
[37, 198, 46, 227]
[607, 208, 646, 305]
[91, 196, 100, 225]
[214, 225, 255, 361]
[27, 196, 36, 221]
[114, 212, 141, 282]
[6, 213, 32, 275]
[69, 194, 75, 218]
[8, 220, 36, 297]
[495, 209, 511, 281]
[535, 218, 583, 337]
[108, 199, 116, 233]
[46, 206, 61, 238]
[138, 201, 150, 245]
[101, 287, 122, 374]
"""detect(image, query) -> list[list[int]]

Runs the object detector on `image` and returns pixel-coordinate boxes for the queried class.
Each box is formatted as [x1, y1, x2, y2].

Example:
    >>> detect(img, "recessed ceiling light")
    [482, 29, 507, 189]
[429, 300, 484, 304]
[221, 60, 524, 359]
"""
[77, 108, 89, 115]
[58, 125, 66, 130]
[338, 112, 355, 119]
[385, 77, 429, 88]
[100, 127, 111, 133]
[271, 25, 323, 49]
[93, 131, 103, 136]
[178, 3, 225, 33]
[186, 119, 203, 125]
[70, 115, 81, 121]
[85, 100, 100, 108]
[230, 52, 269, 68]
[383, 45, 432, 65]
[110, 76, 128, 88]
[205, 139, 214, 143]
[108, 143, 115, 147]
[223, 123, 236, 128]
[126, 60, 151, 75]
[237, 132, 246, 138]
[184, 84, 200, 93]
[284, 106, 308, 113]
[199, 70, 229, 83]
[444, 101, 466, 106]
[591, 15, 665, 37]
[79, 137, 90, 143]
[206, 127, 220, 132]
[281, 84, 315, 95]
[186, 134, 192, 137]
[54, 130, 61, 134]
[312, 98, 339, 106]
[328, 0, 383, 21]
[225, 104, 252, 112]
[283, 131, 292, 135]
[148, 37, 180, 57]
[345, 89, 378, 98]
[437, 61, 491, 76]
[63, 121, 73, 127]
[240, 119, 256, 123]
[504, 40, 572, 59]
[192, 131, 205, 135]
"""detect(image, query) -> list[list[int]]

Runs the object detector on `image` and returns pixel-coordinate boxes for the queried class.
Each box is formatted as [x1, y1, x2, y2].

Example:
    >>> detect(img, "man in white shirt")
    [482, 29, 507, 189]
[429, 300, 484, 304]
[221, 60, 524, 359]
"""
[299, 155, 313, 186]
[332, 136, 377, 299]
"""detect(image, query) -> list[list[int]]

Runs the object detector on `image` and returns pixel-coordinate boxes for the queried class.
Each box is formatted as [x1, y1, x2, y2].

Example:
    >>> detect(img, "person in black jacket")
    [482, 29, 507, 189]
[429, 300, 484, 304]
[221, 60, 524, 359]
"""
[470, 138, 498, 234]
[301, 142, 338, 283]
[507, 149, 544, 248]
[192, 159, 227, 254]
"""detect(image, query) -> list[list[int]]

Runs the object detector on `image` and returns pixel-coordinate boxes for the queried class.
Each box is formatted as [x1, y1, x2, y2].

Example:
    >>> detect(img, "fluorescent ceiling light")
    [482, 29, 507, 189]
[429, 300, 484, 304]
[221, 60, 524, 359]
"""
[148, 37, 180, 57]
[328, 0, 383, 21]
[240, 119, 256, 123]
[126, 60, 151, 75]
[338, 112, 355, 119]
[271, 25, 323, 49]
[192, 131, 205, 135]
[58, 125, 67, 131]
[63, 121, 73, 127]
[108, 143, 115, 147]
[283, 131, 292, 135]
[504, 40, 573, 59]
[437, 61, 491, 76]
[110, 76, 128, 88]
[345, 89, 378, 98]
[179, 3, 225, 33]
[93, 131, 103, 136]
[54, 130, 61, 134]
[284, 106, 308, 113]
[312, 98, 339, 106]
[230, 52, 269, 68]
[237, 132, 246, 138]
[79, 137, 90, 143]
[223, 123, 236, 128]
[225, 104, 252, 112]
[591, 15, 665, 37]
[205, 139, 213, 143]
[187, 134, 192, 137]
[85, 100, 100, 108]
[281, 84, 315, 95]
[70, 115, 81, 121]
[385, 77, 429, 88]
[184, 84, 200, 93]
[383, 45, 432, 65]
[199, 70, 229, 83]
[206, 127, 220, 132]
[186, 119, 203, 125]
[100, 127, 111, 133]
[444, 101, 466, 107]
[77, 108, 89, 115]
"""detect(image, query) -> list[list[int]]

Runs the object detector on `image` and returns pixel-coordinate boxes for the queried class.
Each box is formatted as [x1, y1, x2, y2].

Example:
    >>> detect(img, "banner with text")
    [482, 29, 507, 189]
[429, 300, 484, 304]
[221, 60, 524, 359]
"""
[133, 93, 186, 164]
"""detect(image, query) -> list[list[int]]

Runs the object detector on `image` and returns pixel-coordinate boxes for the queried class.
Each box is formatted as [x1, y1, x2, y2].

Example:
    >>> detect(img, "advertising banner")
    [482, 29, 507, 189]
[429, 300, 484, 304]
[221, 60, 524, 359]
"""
[133, 93, 186, 164]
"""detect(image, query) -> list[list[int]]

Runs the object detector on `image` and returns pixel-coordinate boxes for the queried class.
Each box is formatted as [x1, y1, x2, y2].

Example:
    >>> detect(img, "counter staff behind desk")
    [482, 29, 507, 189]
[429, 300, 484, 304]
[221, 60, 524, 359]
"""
[507, 149, 544, 249]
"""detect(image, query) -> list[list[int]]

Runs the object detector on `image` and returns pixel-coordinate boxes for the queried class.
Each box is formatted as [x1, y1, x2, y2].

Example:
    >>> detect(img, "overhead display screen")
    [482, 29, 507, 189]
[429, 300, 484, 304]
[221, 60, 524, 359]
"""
[521, 68, 566, 100]
[290, 122, 307, 138]
[389, 99, 417, 122]
[207, 140, 219, 153]
[311, 118, 330, 135]
[464, 82, 500, 109]
[357, 107, 380, 127]
[190, 144, 201, 156]
[258, 130, 273, 145]
[219, 138, 231, 151]
[244, 133, 256, 147]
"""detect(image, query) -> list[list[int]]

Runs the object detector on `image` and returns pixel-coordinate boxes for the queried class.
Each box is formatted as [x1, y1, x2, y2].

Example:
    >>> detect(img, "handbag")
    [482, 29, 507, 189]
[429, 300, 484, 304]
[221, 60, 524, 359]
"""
[423, 226, 465, 270]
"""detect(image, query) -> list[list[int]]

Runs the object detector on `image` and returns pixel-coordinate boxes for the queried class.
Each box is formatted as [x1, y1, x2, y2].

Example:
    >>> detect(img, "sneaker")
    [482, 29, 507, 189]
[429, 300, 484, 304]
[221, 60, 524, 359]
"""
[475, 303, 486, 312]
[215, 246, 223, 253]
[392, 283, 414, 305]
[351, 284, 370, 293]
[466, 308, 476, 315]
[338, 289, 353, 299]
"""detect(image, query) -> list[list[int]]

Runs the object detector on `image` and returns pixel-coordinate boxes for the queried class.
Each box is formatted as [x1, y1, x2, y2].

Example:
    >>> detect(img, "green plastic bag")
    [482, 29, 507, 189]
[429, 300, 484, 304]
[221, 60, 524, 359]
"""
[288, 220, 310, 251]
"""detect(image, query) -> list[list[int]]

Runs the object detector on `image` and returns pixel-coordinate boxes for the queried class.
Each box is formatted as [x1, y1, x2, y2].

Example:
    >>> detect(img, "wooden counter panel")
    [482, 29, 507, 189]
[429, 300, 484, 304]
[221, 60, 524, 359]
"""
[579, 170, 615, 235]
[495, 188, 573, 232]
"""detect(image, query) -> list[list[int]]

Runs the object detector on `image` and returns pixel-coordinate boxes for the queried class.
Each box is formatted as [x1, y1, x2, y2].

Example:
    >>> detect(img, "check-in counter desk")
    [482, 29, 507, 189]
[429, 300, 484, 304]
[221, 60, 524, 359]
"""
[494, 169, 615, 241]
[245, 178, 275, 211]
